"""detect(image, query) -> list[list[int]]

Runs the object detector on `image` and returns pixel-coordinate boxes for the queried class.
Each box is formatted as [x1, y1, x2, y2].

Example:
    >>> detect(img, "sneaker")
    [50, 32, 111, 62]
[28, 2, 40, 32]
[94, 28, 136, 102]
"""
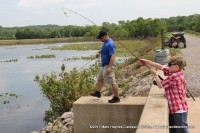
[90, 91, 101, 98]
[108, 96, 120, 103]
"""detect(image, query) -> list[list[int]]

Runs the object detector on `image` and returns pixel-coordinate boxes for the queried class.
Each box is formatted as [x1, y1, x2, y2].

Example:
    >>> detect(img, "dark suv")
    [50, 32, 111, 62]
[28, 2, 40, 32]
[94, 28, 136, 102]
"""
[165, 32, 186, 48]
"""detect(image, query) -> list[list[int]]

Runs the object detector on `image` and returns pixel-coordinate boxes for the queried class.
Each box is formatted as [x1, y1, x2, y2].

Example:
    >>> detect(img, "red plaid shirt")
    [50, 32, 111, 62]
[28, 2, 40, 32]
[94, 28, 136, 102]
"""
[161, 67, 188, 113]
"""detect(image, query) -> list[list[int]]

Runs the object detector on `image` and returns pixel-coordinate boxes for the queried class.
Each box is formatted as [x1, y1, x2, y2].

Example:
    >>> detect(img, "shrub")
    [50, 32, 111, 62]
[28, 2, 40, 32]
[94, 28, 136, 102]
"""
[34, 63, 99, 122]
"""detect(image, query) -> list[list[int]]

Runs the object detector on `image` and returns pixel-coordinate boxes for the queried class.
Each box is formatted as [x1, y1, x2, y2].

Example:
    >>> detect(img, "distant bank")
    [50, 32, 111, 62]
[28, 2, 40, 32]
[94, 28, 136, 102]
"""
[0, 37, 97, 45]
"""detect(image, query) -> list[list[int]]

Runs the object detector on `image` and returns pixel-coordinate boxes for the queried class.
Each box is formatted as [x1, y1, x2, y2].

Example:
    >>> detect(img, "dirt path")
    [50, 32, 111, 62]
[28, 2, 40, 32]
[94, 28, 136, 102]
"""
[181, 34, 200, 97]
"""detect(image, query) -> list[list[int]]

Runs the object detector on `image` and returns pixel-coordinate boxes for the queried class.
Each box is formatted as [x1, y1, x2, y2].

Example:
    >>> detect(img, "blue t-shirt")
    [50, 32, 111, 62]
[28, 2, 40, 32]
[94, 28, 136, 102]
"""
[101, 38, 116, 67]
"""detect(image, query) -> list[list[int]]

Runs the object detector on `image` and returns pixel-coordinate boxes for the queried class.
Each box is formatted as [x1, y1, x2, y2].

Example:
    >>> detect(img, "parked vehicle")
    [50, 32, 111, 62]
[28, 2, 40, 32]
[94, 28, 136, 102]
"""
[165, 32, 186, 48]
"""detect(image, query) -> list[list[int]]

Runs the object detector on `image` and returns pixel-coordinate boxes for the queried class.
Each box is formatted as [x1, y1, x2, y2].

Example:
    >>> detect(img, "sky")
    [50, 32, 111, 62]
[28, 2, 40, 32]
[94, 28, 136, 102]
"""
[0, 0, 200, 27]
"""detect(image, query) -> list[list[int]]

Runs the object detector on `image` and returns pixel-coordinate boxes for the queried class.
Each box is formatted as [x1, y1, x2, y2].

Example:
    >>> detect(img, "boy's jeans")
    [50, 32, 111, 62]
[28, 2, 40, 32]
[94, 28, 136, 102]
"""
[169, 112, 189, 133]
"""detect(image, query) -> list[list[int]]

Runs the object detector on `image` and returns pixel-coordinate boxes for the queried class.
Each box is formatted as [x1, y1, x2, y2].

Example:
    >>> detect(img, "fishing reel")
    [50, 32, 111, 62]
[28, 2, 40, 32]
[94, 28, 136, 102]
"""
[153, 80, 157, 85]
[153, 75, 164, 86]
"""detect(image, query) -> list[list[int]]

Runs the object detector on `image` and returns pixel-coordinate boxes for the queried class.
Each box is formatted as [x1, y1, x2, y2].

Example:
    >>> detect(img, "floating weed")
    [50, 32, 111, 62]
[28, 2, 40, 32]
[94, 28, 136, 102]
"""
[49, 42, 101, 51]
[32, 48, 47, 51]
[63, 55, 96, 61]
[48, 39, 157, 57]
[0, 59, 18, 63]
[0, 93, 19, 105]
[9, 93, 16, 97]
[27, 54, 56, 59]
[32, 48, 42, 51]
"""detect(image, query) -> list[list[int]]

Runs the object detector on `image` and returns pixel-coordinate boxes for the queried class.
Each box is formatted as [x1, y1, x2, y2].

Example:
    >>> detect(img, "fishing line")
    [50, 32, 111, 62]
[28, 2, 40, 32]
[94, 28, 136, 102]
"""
[61, 7, 195, 100]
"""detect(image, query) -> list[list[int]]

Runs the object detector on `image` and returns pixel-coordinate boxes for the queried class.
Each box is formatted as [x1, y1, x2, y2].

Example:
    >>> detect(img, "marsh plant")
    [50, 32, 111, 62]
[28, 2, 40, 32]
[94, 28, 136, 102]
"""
[0, 93, 18, 105]
[0, 59, 18, 63]
[27, 54, 56, 59]
[63, 55, 96, 61]
[49, 39, 159, 57]
[49, 42, 101, 51]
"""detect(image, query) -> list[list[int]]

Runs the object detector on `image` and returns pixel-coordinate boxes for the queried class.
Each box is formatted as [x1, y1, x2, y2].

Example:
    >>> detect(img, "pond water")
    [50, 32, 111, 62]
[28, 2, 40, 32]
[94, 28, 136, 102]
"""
[0, 42, 97, 133]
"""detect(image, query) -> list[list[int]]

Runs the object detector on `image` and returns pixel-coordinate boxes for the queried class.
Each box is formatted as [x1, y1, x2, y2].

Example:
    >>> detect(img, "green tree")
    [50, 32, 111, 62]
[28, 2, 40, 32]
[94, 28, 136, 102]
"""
[113, 27, 129, 38]
[50, 30, 61, 38]
[194, 16, 200, 32]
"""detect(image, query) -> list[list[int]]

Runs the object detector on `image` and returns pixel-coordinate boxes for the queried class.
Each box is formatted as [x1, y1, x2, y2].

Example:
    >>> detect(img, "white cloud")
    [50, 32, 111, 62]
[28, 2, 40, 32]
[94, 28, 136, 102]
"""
[34, 10, 45, 16]
[25, 17, 32, 21]
[64, 2, 100, 10]
[1, 0, 199, 27]
[17, 0, 64, 8]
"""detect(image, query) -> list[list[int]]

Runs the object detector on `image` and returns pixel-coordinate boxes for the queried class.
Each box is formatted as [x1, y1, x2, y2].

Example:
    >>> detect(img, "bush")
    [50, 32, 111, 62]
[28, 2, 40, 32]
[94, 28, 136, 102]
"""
[34, 63, 99, 122]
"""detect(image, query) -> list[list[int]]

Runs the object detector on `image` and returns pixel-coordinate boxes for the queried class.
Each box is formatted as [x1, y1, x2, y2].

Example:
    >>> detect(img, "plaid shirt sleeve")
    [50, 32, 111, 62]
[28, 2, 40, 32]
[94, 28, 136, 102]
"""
[163, 66, 169, 76]
[161, 67, 171, 89]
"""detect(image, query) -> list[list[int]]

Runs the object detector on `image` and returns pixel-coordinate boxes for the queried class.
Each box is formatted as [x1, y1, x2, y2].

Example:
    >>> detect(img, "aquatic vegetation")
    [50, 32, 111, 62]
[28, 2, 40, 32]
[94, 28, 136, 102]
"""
[0, 93, 18, 105]
[0, 59, 18, 63]
[27, 54, 56, 59]
[63, 55, 96, 61]
[48, 39, 157, 57]
[32, 48, 43, 51]
[49, 42, 101, 51]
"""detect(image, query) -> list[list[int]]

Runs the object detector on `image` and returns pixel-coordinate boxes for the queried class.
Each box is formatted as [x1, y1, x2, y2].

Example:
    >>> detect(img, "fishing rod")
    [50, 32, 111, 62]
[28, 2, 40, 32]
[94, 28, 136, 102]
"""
[61, 7, 148, 67]
[61, 7, 195, 101]
[61, 58, 98, 72]
[62, 7, 96, 25]
[77, 58, 97, 71]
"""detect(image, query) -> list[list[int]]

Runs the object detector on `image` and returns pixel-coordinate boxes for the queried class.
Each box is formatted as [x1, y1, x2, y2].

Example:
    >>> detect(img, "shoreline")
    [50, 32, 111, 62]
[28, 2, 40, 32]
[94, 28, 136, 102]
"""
[0, 37, 142, 46]
[0, 37, 98, 45]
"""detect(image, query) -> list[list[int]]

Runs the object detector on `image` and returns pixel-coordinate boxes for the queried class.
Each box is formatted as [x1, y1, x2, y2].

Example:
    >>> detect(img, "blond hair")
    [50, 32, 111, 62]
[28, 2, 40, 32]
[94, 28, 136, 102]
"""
[170, 56, 186, 70]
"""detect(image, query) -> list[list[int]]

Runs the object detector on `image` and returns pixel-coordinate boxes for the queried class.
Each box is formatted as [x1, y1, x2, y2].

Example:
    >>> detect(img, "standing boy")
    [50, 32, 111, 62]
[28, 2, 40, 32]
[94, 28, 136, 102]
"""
[140, 56, 189, 133]
[90, 30, 120, 103]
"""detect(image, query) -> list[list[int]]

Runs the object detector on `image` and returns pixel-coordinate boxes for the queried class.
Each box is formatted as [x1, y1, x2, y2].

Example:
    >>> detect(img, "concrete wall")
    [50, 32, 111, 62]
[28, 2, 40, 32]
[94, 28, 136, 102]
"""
[73, 97, 146, 133]
[136, 70, 200, 133]
[136, 85, 169, 132]
[136, 70, 169, 133]
[187, 97, 200, 133]
[73, 70, 200, 133]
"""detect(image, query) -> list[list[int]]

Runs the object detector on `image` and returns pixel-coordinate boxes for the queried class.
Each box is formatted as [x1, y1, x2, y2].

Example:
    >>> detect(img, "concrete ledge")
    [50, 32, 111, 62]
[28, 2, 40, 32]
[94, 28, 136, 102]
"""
[187, 98, 200, 133]
[73, 96, 147, 133]
[73, 70, 200, 133]
[136, 70, 169, 133]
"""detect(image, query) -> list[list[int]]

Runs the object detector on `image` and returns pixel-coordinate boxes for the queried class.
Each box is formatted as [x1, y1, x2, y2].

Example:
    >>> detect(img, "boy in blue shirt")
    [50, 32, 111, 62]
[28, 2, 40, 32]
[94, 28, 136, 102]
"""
[90, 31, 120, 103]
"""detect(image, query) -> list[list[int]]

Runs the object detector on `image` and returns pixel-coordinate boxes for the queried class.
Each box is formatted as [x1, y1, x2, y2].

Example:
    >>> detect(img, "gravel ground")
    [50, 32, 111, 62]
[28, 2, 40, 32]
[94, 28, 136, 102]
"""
[181, 34, 200, 97]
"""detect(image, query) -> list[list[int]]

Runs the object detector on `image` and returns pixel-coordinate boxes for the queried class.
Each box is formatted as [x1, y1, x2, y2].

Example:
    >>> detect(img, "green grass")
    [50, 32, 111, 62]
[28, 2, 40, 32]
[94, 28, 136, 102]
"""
[185, 30, 200, 38]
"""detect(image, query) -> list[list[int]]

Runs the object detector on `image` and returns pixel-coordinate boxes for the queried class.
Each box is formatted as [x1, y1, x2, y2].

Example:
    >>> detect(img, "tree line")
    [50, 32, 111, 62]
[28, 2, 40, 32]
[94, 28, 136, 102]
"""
[0, 14, 200, 40]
